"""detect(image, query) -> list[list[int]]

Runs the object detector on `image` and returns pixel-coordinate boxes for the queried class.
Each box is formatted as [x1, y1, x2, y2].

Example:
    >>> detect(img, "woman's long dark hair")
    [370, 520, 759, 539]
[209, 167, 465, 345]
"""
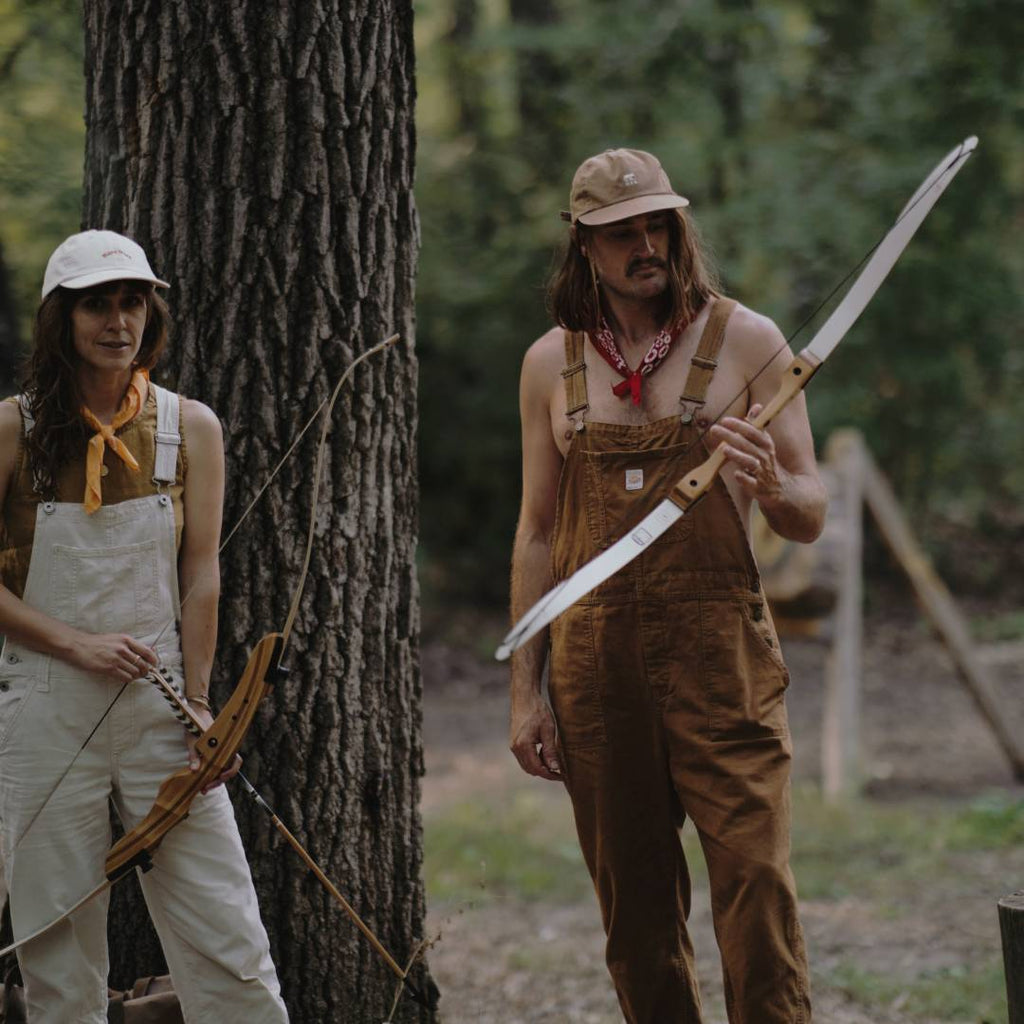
[547, 208, 720, 333]
[21, 281, 169, 498]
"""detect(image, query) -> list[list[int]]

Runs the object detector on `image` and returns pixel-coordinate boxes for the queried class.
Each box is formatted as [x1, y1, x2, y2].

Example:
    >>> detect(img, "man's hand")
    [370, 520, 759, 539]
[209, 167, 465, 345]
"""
[709, 403, 786, 506]
[510, 694, 562, 782]
[185, 703, 242, 793]
[66, 632, 158, 683]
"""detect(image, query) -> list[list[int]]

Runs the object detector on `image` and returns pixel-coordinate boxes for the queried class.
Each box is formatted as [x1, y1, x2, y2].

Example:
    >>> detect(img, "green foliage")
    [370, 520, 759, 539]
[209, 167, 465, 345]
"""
[0, 0, 85, 359]
[415, 0, 1024, 604]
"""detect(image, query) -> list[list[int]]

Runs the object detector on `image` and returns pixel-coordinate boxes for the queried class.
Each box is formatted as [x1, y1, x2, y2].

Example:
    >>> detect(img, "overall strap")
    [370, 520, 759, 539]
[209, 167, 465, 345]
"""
[151, 384, 181, 485]
[17, 395, 35, 436]
[15, 395, 48, 498]
[679, 297, 737, 423]
[561, 330, 589, 430]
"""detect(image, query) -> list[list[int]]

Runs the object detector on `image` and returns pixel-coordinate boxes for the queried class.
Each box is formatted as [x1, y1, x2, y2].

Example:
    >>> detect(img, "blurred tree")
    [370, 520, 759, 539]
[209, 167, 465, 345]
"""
[80, 0, 432, 1019]
[0, 0, 84, 363]
[0, 239, 18, 392]
[415, 0, 1024, 607]
[508, 0, 568, 181]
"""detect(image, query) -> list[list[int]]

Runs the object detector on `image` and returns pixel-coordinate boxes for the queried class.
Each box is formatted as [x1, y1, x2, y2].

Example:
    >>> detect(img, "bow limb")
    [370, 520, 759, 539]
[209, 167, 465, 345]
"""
[142, 666, 440, 1008]
[0, 639, 280, 960]
[105, 633, 283, 881]
[236, 776, 439, 1010]
[497, 136, 978, 660]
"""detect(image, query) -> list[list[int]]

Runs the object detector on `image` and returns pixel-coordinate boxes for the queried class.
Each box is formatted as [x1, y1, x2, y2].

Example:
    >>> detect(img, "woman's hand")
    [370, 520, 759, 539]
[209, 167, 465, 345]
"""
[66, 632, 158, 683]
[185, 702, 242, 793]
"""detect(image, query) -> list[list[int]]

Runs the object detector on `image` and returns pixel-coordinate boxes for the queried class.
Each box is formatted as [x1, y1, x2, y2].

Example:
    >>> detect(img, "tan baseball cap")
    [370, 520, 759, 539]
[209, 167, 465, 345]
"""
[42, 229, 169, 300]
[564, 148, 690, 226]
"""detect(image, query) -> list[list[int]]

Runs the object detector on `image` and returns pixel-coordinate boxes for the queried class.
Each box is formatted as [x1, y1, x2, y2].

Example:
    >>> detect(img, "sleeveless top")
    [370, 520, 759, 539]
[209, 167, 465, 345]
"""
[0, 386, 187, 598]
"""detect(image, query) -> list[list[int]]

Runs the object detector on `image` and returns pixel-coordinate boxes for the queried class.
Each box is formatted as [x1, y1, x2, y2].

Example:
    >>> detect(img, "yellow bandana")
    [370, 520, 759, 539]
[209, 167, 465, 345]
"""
[80, 370, 148, 514]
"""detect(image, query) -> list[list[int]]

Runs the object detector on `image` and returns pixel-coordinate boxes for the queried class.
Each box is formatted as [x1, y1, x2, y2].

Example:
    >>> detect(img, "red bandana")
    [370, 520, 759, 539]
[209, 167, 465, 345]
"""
[588, 317, 688, 405]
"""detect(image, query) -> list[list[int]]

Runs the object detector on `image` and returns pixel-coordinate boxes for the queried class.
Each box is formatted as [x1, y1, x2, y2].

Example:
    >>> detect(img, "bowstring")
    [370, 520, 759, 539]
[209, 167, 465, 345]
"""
[684, 144, 964, 447]
[507, 144, 969, 652]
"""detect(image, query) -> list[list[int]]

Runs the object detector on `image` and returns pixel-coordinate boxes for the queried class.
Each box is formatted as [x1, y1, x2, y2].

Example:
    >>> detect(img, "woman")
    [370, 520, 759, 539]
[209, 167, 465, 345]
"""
[0, 230, 288, 1022]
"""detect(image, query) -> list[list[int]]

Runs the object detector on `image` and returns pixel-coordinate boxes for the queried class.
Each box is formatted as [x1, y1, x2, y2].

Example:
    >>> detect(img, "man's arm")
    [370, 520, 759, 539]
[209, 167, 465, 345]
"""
[710, 310, 828, 543]
[509, 333, 564, 781]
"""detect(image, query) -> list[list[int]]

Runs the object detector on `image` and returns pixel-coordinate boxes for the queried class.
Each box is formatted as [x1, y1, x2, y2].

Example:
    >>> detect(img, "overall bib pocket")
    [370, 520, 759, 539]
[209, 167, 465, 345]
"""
[51, 539, 162, 637]
[582, 444, 697, 551]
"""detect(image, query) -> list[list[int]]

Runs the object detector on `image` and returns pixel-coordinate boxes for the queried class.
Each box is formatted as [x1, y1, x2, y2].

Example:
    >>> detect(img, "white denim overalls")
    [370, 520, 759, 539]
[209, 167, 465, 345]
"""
[0, 385, 288, 1023]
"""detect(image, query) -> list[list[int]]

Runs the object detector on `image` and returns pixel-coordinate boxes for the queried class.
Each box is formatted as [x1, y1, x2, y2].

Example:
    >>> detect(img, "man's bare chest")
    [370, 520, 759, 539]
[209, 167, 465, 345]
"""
[550, 332, 750, 455]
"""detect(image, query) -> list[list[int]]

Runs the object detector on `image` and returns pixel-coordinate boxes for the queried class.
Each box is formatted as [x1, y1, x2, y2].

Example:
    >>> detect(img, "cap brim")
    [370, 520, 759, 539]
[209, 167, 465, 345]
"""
[43, 269, 170, 299]
[577, 193, 690, 226]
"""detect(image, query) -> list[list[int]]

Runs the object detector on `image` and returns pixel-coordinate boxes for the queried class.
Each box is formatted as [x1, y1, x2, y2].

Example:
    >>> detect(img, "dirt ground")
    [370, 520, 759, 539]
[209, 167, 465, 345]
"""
[419, 599, 1024, 1024]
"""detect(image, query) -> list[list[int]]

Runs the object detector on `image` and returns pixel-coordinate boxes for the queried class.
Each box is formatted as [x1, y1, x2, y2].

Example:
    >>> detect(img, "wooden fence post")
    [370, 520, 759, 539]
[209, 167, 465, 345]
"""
[1000, 891, 1024, 1023]
[859, 449, 1024, 780]
[821, 430, 865, 802]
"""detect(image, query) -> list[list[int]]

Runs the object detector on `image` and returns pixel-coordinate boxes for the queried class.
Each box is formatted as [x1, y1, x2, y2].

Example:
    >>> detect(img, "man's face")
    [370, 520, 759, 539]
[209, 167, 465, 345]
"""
[584, 211, 671, 304]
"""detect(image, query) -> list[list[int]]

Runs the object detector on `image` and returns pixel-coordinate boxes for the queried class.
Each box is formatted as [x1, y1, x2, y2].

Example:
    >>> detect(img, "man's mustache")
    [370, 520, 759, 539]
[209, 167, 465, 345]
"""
[627, 257, 667, 276]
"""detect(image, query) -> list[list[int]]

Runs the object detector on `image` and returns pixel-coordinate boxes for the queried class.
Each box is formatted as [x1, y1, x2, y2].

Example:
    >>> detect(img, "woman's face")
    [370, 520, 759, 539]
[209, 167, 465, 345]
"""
[70, 282, 148, 375]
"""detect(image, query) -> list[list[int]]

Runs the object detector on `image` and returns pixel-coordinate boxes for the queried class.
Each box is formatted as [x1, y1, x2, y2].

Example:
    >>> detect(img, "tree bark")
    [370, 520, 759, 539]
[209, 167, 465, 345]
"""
[81, 2, 430, 1020]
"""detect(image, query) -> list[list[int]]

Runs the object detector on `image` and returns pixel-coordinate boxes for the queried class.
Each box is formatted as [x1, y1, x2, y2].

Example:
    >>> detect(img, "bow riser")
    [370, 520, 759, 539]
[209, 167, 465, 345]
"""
[105, 632, 282, 881]
[671, 353, 823, 511]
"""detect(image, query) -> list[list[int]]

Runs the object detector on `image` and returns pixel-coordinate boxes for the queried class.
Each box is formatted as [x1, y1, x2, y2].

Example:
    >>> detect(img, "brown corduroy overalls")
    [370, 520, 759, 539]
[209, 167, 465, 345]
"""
[548, 299, 811, 1024]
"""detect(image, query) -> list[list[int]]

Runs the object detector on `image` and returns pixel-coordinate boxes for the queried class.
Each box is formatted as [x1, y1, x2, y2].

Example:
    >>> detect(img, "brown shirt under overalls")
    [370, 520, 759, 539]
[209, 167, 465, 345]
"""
[547, 298, 811, 1024]
[0, 388, 187, 599]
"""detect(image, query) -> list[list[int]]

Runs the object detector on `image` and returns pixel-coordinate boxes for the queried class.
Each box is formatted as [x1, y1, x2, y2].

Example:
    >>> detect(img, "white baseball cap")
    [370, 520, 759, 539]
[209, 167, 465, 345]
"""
[42, 229, 169, 300]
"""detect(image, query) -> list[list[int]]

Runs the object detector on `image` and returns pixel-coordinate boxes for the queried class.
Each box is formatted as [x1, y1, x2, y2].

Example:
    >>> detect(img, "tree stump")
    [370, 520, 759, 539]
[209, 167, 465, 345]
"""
[1000, 891, 1024, 1023]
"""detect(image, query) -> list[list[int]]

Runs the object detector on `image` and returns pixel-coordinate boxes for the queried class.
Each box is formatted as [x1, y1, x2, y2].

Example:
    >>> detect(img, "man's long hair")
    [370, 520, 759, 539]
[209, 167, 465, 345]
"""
[547, 208, 720, 332]
[21, 282, 169, 499]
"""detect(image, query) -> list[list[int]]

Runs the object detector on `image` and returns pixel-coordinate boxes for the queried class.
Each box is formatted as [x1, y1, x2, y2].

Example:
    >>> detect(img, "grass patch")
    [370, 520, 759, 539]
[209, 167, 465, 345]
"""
[972, 607, 1024, 643]
[424, 789, 592, 906]
[424, 775, 1020, 1018]
[790, 786, 1024, 901]
[825, 958, 1007, 1022]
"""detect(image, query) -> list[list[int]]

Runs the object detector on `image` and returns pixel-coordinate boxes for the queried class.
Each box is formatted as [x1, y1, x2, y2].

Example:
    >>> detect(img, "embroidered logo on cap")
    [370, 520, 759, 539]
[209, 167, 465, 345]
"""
[622, 172, 638, 187]
[102, 249, 131, 260]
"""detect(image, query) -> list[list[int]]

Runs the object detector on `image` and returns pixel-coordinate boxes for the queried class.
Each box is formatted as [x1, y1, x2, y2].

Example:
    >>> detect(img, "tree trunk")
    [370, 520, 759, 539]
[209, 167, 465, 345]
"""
[81, 3, 430, 1020]
[508, 0, 567, 180]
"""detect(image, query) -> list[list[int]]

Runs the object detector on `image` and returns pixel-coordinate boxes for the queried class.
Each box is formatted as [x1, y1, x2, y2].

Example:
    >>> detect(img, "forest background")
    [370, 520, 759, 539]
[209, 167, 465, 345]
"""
[1, 0, 1022, 608]
[1, 1, 1023, 1021]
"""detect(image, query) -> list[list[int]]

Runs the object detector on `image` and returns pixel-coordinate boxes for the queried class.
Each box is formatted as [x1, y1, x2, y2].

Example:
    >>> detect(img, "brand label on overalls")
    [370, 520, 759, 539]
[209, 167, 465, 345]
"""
[625, 468, 644, 491]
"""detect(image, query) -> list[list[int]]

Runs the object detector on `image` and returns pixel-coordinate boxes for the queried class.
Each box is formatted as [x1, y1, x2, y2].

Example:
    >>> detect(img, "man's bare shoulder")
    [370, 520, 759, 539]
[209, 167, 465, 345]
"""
[523, 326, 566, 373]
[521, 326, 567, 396]
[725, 302, 793, 380]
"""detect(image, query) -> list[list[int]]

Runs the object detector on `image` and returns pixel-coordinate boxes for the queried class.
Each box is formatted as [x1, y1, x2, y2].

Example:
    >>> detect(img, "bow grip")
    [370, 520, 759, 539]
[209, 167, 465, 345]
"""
[671, 352, 822, 511]
[104, 632, 283, 882]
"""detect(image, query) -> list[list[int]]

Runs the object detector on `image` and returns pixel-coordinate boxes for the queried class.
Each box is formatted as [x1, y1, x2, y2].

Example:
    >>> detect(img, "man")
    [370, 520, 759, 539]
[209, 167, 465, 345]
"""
[509, 148, 827, 1023]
